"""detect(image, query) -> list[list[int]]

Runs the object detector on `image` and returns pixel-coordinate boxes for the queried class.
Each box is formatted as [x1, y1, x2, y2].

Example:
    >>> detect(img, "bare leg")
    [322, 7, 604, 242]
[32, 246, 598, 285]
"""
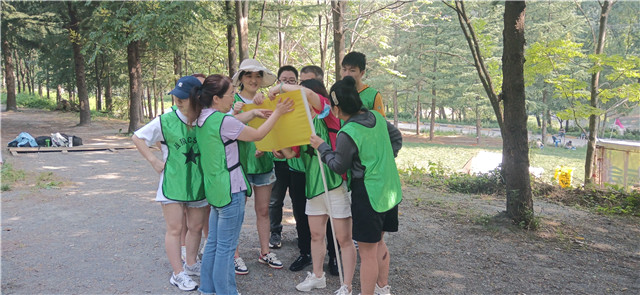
[202, 205, 210, 242]
[184, 206, 207, 266]
[180, 208, 187, 247]
[357, 241, 379, 295]
[333, 217, 356, 290]
[308, 215, 329, 277]
[162, 203, 186, 275]
[253, 184, 273, 255]
[376, 232, 390, 288]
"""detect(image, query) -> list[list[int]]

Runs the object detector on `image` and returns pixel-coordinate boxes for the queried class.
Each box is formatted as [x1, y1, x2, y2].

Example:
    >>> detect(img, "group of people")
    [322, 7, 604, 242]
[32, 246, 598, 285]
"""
[132, 51, 403, 295]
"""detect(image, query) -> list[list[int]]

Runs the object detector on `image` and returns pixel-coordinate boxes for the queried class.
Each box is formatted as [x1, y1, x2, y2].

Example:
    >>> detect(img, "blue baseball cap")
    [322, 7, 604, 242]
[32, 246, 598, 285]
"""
[169, 76, 202, 99]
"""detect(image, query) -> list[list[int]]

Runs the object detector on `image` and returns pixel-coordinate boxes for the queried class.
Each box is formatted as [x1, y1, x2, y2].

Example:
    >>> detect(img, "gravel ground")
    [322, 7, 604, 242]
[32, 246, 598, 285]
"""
[2, 108, 639, 294]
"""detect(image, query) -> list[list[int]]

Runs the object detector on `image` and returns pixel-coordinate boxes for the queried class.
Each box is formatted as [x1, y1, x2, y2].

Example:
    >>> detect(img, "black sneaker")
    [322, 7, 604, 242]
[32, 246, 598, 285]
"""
[289, 254, 312, 271]
[269, 232, 282, 249]
[328, 256, 339, 276]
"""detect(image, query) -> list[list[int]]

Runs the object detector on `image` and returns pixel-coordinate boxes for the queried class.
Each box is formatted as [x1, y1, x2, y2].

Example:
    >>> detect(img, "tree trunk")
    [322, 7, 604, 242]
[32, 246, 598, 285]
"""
[236, 0, 249, 63]
[173, 50, 182, 81]
[127, 40, 143, 133]
[448, 0, 503, 129]
[25, 56, 33, 94]
[585, 0, 613, 185]
[46, 65, 50, 100]
[14, 50, 21, 94]
[226, 0, 237, 77]
[476, 96, 481, 144]
[277, 5, 284, 67]
[253, 0, 267, 60]
[153, 64, 158, 116]
[95, 55, 102, 111]
[502, 0, 533, 226]
[183, 49, 189, 75]
[430, 43, 438, 141]
[68, 2, 91, 126]
[439, 106, 446, 120]
[2, 32, 17, 111]
[393, 86, 399, 128]
[331, 0, 345, 81]
[541, 85, 549, 144]
[416, 98, 421, 135]
[147, 84, 153, 119]
[56, 85, 62, 103]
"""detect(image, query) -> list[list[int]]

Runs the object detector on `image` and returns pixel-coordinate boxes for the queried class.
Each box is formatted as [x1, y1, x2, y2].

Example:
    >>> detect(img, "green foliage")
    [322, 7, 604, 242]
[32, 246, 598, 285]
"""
[1, 93, 56, 110]
[593, 185, 640, 216]
[539, 182, 640, 217]
[445, 169, 503, 195]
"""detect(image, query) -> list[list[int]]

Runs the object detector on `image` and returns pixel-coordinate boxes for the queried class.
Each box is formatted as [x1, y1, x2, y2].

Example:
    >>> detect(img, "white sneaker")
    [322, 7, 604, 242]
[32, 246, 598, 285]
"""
[181, 245, 186, 262]
[258, 252, 283, 269]
[234, 257, 248, 275]
[169, 271, 198, 291]
[335, 284, 352, 295]
[375, 284, 392, 295]
[183, 261, 201, 276]
[296, 271, 326, 292]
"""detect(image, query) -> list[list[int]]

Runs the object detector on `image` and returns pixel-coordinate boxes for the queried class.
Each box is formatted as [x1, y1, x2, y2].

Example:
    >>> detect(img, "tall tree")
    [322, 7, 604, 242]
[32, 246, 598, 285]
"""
[1, 1, 17, 111]
[226, 0, 237, 77]
[446, 0, 534, 225]
[584, 0, 613, 184]
[502, 0, 533, 225]
[331, 0, 345, 81]
[67, 2, 90, 125]
[127, 40, 143, 133]
[236, 0, 249, 62]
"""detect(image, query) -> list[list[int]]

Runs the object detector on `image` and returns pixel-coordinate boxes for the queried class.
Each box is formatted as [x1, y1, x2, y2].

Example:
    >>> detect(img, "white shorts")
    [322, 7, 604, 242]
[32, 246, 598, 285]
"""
[305, 182, 351, 218]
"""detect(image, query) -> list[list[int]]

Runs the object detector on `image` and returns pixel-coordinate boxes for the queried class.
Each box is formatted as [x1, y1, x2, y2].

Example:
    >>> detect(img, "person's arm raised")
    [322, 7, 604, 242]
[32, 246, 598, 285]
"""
[268, 83, 321, 111]
[237, 98, 294, 142]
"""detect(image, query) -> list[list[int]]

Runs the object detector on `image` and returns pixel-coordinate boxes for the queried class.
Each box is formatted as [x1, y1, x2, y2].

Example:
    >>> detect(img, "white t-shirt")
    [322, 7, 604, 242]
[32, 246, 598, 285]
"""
[133, 109, 192, 202]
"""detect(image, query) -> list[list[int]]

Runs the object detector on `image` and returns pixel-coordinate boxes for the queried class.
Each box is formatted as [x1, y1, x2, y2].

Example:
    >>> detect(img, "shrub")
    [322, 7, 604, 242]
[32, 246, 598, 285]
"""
[445, 168, 503, 194]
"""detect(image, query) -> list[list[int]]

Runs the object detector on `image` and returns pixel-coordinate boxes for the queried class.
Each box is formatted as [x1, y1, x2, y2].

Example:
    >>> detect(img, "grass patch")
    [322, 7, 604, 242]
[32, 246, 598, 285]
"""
[1, 163, 26, 191]
[398, 141, 586, 186]
[35, 172, 64, 189]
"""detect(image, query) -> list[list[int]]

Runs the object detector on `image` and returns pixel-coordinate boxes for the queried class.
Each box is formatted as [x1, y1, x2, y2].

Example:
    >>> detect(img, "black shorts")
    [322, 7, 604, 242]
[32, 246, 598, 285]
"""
[351, 179, 399, 243]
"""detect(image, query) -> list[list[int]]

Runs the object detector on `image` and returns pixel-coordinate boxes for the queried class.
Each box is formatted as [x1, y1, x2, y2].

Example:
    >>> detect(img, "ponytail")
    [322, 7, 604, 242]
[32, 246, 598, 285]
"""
[187, 75, 233, 126]
[329, 76, 362, 115]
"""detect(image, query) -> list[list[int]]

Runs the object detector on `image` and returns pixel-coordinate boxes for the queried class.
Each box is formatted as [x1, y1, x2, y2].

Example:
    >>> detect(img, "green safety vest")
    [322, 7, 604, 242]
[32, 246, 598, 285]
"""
[359, 86, 379, 111]
[287, 156, 305, 173]
[196, 111, 252, 207]
[159, 111, 205, 202]
[300, 118, 344, 198]
[339, 111, 402, 212]
[234, 94, 274, 174]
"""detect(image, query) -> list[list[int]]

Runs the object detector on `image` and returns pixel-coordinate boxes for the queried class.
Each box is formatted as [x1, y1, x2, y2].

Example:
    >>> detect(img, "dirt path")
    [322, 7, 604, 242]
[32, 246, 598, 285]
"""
[2, 109, 639, 294]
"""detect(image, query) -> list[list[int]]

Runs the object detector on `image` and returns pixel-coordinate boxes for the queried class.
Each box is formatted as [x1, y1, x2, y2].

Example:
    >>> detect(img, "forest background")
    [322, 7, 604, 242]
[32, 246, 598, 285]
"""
[2, 0, 639, 224]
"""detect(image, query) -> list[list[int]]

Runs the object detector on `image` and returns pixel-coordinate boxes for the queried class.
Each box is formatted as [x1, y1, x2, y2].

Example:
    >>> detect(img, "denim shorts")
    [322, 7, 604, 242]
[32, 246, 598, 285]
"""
[160, 198, 209, 208]
[246, 169, 276, 187]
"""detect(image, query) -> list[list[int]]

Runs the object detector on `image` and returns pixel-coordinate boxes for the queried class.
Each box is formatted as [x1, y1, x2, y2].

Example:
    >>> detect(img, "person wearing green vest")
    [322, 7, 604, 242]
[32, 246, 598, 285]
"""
[341, 51, 385, 117]
[132, 76, 208, 292]
[271, 79, 357, 295]
[229, 59, 285, 274]
[310, 76, 403, 295]
[188, 74, 293, 295]
[268, 65, 302, 251]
